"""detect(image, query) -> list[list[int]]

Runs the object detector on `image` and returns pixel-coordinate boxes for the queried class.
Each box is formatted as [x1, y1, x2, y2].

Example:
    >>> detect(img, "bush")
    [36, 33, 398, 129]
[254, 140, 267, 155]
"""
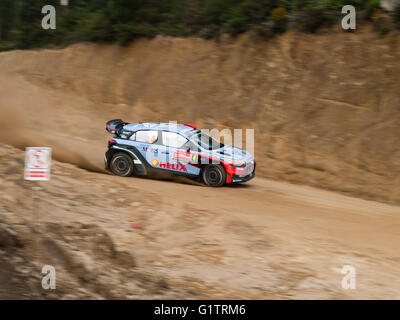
[300, 6, 327, 33]
[271, 6, 288, 33]
[227, 17, 248, 35]
[253, 22, 274, 38]
[365, 0, 381, 20]
[395, 4, 400, 28]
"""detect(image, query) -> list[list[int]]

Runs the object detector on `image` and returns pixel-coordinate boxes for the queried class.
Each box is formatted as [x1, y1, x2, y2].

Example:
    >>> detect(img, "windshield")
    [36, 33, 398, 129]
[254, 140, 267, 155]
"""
[189, 130, 224, 150]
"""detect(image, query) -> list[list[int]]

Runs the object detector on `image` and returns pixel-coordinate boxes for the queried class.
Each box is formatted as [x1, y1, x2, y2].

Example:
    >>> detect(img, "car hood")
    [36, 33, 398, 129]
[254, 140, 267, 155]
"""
[209, 145, 254, 162]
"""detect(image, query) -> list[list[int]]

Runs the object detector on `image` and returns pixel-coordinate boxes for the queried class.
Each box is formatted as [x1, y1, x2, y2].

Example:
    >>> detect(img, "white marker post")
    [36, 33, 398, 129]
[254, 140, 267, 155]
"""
[25, 147, 51, 229]
[25, 147, 52, 291]
[24, 147, 51, 181]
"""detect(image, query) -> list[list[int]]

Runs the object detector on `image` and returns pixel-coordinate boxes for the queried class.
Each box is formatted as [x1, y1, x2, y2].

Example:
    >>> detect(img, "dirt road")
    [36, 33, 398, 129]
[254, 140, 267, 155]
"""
[1, 144, 399, 299]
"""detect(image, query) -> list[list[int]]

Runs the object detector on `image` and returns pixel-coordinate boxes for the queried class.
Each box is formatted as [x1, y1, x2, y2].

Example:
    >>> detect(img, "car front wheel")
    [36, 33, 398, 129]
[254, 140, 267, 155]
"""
[110, 152, 134, 177]
[202, 164, 226, 187]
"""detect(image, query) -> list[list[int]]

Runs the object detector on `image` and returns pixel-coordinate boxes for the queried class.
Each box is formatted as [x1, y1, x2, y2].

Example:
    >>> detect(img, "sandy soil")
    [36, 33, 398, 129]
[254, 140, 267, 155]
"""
[0, 144, 399, 299]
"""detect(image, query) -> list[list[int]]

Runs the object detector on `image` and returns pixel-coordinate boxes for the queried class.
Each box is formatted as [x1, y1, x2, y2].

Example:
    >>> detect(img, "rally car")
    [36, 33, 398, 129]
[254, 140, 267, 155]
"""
[104, 120, 255, 187]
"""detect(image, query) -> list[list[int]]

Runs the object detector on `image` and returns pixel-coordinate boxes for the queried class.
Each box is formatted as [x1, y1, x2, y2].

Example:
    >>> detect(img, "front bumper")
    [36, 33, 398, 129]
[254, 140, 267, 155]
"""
[225, 161, 256, 183]
[231, 171, 255, 183]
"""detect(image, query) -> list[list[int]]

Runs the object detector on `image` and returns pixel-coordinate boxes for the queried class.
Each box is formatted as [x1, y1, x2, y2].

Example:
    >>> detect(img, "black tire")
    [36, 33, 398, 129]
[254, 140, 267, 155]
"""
[110, 152, 134, 177]
[202, 164, 226, 187]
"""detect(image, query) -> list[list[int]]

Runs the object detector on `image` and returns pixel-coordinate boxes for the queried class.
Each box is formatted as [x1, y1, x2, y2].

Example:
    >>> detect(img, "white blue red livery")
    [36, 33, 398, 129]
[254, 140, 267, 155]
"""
[105, 120, 255, 187]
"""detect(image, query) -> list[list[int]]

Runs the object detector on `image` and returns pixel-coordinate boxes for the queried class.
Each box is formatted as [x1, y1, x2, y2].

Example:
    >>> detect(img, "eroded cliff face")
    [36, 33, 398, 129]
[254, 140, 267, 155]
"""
[0, 28, 399, 203]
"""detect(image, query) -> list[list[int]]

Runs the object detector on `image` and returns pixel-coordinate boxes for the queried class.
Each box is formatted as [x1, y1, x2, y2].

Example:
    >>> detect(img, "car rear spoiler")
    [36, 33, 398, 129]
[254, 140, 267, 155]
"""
[106, 119, 127, 134]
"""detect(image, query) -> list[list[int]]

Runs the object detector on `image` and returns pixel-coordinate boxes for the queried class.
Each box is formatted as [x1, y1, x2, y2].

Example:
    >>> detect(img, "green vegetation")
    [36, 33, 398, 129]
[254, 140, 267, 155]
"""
[395, 3, 400, 28]
[0, 0, 393, 50]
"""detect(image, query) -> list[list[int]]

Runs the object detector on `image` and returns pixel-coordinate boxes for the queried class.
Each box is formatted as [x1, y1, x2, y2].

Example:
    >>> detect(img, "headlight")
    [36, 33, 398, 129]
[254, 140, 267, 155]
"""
[233, 159, 245, 166]
[224, 158, 245, 167]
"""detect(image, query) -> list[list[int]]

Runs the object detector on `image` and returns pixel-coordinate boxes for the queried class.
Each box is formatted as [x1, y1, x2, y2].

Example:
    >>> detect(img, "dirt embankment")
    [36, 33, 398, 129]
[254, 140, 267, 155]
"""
[0, 28, 400, 203]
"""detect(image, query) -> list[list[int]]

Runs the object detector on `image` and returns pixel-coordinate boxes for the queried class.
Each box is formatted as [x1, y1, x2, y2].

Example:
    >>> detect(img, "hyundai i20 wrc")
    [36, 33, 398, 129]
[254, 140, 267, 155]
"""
[105, 120, 255, 187]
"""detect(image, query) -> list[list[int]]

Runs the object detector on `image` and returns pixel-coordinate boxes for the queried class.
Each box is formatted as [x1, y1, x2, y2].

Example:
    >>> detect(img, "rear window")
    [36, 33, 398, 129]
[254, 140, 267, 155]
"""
[135, 130, 158, 144]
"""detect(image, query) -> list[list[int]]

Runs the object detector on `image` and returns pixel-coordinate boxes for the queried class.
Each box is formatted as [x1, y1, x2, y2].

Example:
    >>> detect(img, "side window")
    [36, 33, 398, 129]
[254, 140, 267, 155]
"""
[162, 131, 187, 148]
[135, 130, 158, 144]
[182, 139, 198, 151]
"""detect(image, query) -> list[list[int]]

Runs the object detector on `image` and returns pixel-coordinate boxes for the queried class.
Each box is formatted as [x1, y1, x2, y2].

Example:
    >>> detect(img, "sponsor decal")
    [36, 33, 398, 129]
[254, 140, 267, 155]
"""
[157, 161, 186, 171]
[143, 146, 158, 153]
[173, 151, 198, 163]
[152, 158, 186, 171]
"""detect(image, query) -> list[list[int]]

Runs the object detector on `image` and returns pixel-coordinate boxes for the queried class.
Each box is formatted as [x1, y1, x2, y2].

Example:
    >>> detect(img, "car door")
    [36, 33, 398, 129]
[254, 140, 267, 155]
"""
[161, 131, 200, 175]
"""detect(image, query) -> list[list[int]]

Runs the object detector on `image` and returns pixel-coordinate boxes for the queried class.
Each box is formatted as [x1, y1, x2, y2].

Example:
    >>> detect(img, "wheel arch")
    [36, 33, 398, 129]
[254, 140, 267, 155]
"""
[106, 146, 146, 174]
[199, 157, 233, 186]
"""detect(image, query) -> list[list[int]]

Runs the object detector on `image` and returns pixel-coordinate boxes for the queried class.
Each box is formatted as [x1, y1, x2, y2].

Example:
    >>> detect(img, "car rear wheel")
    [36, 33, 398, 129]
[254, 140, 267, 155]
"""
[110, 153, 134, 177]
[202, 164, 226, 187]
